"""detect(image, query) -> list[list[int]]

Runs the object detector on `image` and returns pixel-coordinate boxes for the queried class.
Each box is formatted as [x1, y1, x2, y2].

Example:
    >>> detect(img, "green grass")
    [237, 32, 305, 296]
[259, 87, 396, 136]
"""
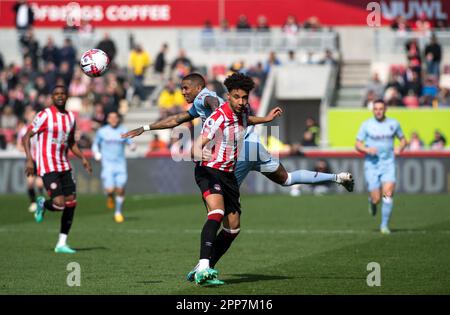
[1, 193, 449, 294]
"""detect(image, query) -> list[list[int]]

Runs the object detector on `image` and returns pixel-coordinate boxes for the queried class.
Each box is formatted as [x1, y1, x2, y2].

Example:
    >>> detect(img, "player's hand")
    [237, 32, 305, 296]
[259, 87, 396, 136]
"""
[83, 158, 92, 175]
[121, 127, 144, 139]
[394, 147, 402, 156]
[266, 107, 283, 122]
[25, 159, 35, 177]
[202, 148, 212, 161]
[366, 147, 377, 156]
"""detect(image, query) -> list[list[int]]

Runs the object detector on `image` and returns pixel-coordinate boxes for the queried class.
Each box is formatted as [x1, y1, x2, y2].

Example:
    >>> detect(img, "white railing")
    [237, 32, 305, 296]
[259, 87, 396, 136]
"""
[178, 29, 338, 53]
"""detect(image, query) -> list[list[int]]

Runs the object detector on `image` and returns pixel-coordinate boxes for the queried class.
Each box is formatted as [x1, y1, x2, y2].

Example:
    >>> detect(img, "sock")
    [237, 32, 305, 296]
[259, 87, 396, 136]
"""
[197, 259, 210, 271]
[115, 196, 124, 215]
[60, 205, 75, 235]
[199, 210, 223, 267]
[210, 228, 240, 268]
[44, 200, 65, 212]
[28, 188, 36, 203]
[369, 197, 377, 211]
[56, 233, 67, 247]
[38, 186, 44, 196]
[381, 196, 393, 229]
[283, 170, 336, 186]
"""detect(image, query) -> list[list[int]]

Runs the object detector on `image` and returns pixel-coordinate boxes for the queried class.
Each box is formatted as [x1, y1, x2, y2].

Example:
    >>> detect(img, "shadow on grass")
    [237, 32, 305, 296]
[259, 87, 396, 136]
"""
[74, 246, 109, 251]
[224, 274, 293, 285]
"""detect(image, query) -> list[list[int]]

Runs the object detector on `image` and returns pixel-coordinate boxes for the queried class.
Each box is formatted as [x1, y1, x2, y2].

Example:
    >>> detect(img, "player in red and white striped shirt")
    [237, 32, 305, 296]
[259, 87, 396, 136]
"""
[22, 85, 92, 254]
[189, 72, 282, 285]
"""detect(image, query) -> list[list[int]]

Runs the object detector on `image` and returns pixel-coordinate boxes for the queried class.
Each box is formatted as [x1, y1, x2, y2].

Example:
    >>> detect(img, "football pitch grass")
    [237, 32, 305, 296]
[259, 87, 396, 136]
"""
[1, 193, 449, 295]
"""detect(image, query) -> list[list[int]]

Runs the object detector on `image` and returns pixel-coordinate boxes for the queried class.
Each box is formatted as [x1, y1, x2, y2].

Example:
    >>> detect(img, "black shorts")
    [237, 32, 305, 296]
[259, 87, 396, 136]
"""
[194, 164, 241, 216]
[42, 171, 76, 198]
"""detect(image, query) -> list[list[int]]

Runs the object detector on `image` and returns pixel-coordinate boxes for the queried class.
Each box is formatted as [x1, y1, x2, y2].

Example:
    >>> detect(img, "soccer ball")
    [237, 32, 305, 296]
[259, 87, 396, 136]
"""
[80, 49, 110, 77]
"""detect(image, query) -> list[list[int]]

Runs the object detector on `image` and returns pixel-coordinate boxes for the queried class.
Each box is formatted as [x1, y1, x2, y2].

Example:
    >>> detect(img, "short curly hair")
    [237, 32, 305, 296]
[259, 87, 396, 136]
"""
[224, 72, 255, 94]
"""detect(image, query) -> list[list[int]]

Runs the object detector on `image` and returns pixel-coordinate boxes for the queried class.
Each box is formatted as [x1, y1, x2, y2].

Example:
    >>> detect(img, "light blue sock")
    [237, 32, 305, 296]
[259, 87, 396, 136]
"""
[283, 170, 336, 186]
[381, 196, 393, 228]
[115, 196, 124, 215]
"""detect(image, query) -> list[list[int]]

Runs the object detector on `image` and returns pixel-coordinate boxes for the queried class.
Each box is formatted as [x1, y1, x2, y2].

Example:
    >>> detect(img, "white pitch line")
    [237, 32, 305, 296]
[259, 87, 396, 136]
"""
[0, 227, 449, 235]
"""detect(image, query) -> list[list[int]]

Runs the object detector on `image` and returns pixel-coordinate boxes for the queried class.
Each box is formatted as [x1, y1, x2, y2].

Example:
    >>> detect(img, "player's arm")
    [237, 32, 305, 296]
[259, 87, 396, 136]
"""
[68, 127, 92, 175]
[204, 96, 220, 111]
[355, 140, 377, 156]
[394, 123, 407, 155]
[22, 128, 38, 177]
[248, 107, 283, 125]
[395, 137, 407, 155]
[121, 111, 194, 139]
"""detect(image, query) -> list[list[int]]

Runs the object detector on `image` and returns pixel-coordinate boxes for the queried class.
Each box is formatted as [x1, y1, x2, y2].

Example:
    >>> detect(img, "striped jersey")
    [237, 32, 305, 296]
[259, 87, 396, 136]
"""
[201, 102, 249, 172]
[28, 106, 76, 176]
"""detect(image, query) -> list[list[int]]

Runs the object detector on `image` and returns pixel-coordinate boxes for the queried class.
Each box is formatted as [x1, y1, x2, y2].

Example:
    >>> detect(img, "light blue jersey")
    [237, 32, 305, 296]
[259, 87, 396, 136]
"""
[188, 87, 280, 186]
[357, 117, 404, 191]
[92, 125, 133, 189]
[188, 88, 225, 124]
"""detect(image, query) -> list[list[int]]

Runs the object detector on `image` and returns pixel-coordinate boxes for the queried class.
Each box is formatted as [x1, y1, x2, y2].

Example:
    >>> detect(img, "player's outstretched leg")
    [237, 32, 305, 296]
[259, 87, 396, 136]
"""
[266, 165, 354, 192]
[55, 198, 77, 254]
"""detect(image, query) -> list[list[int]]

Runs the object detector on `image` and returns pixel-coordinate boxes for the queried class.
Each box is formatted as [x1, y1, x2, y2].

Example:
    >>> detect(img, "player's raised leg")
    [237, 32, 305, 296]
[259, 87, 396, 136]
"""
[264, 163, 354, 192]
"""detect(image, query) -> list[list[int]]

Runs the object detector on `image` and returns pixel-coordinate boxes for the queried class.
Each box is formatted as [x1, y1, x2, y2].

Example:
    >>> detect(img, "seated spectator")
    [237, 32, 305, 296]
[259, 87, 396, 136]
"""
[305, 117, 320, 145]
[385, 72, 405, 96]
[171, 49, 193, 81]
[421, 76, 439, 101]
[391, 15, 410, 33]
[319, 49, 337, 66]
[0, 105, 18, 130]
[364, 90, 377, 109]
[414, 13, 432, 36]
[301, 130, 317, 147]
[430, 130, 447, 149]
[264, 51, 281, 74]
[158, 79, 185, 119]
[69, 72, 88, 97]
[303, 16, 322, 31]
[236, 15, 251, 31]
[256, 15, 270, 32]
[384, 87, 404, 107]
[366, 73, 384, 99]
[407, 131, 424, 151]
[438, 88, 450, 107]
[149, 134, 168, 152]
[404, 70, 422, 97]
[91, 102, 106, 129]
[285, 50, 299, 67]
